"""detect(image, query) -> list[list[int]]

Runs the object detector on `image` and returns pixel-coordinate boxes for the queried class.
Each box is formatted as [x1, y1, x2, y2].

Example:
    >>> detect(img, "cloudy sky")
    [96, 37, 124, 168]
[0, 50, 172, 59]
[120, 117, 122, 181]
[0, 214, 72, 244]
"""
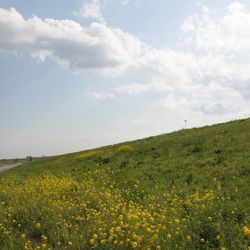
[1, 0, 250, 158]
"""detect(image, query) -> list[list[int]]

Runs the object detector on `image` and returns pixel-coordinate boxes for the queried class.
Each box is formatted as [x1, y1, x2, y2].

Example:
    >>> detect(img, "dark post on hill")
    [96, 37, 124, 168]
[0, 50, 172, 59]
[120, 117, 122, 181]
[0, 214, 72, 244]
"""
[26, 156, 32, 161]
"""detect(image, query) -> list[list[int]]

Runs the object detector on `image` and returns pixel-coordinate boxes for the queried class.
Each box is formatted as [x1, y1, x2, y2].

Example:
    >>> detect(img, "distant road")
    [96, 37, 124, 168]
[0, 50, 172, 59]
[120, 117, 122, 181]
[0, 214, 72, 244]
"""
[0, 163, 22, 173]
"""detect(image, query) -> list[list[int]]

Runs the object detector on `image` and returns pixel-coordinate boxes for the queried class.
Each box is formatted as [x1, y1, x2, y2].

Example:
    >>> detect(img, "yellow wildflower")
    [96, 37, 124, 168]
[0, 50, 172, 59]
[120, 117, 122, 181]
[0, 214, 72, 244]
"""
[100, 239, 106, 245]
[132, 241, 138, 248]
[89, 239, 95, 245]
[41, 235, 47, 241]
[243, 226, 250, 236]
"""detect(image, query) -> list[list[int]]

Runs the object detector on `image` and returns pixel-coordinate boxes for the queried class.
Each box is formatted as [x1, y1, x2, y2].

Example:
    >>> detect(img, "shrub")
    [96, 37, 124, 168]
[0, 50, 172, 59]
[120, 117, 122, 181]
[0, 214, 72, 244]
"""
[116, 145, 134, 153]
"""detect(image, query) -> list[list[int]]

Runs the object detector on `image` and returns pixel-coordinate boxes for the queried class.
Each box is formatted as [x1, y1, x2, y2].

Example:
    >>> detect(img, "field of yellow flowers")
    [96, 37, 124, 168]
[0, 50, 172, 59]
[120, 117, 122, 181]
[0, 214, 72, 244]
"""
[0, 119, 249, 249]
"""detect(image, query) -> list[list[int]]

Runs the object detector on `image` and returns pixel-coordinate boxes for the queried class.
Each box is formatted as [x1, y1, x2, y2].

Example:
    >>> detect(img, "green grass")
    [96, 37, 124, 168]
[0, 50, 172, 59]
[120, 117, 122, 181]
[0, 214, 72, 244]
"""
[0, 118, 250, 249]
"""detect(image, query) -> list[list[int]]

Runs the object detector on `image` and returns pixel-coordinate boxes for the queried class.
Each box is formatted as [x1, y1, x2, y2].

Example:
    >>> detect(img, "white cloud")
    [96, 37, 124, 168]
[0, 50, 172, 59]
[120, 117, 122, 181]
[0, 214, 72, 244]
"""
[1, 3, 250, 117]
[173, 1, 250, 111]
[160, 82, 242, 116]
[78, 0, 104, 22]
[116, 83, 149, 94]
[115, 2, 250, 116]
[228, 2, 245, 13]
[182, 1, 250, 51]
[121, 0, 130, 5]
[115, 77, 173, 95]
[0, 8, 143, 71]
[121, 0, 143, 7]
[131, 118, 148, 124]
[87, 91, 116, 99]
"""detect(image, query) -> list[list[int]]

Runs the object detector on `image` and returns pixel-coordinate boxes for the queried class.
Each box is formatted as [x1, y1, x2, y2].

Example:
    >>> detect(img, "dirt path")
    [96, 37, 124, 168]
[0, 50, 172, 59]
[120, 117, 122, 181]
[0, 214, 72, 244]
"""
[0, 163, 22, 173]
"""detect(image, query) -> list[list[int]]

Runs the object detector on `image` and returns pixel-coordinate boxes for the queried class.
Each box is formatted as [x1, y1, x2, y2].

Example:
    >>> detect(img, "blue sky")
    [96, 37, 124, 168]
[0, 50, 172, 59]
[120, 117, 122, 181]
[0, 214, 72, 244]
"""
[0, 0, 250, 158]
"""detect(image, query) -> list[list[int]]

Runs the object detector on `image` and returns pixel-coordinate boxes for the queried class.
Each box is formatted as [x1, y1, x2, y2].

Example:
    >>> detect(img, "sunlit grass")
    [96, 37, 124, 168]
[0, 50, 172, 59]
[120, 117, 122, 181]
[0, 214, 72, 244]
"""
[0, 118, 249, 249]
[0, 170, 248, 249]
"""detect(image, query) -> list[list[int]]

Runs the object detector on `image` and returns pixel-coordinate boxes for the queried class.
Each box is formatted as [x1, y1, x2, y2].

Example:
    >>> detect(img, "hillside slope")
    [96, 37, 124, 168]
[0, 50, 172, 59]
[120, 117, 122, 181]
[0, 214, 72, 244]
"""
[0, 118, 250, 249]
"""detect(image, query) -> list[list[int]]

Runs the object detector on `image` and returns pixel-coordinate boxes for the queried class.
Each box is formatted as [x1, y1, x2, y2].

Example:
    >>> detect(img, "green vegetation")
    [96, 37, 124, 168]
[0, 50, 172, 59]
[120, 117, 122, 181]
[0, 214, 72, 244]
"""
[0, 118, 250, 249]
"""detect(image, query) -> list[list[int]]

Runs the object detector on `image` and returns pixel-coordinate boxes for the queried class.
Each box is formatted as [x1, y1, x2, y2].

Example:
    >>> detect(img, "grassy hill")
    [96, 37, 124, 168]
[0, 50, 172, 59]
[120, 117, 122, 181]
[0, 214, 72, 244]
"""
[0, 118, 250, 249]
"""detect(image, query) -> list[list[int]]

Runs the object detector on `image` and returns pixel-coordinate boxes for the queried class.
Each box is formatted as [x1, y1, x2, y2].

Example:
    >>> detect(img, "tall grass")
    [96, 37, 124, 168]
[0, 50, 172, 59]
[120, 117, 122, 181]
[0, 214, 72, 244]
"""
[0, 118, 249, 249]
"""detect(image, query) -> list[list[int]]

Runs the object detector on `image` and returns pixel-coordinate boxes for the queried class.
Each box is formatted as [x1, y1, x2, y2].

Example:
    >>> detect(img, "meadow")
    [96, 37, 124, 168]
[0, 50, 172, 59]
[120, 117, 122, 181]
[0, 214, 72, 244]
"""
[0, 118, 249, 249]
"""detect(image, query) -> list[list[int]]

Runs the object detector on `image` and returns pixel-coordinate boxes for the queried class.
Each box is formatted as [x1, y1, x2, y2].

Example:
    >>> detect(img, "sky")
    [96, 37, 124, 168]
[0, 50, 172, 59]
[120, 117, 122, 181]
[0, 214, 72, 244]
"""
[1, 0, 250, 158]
